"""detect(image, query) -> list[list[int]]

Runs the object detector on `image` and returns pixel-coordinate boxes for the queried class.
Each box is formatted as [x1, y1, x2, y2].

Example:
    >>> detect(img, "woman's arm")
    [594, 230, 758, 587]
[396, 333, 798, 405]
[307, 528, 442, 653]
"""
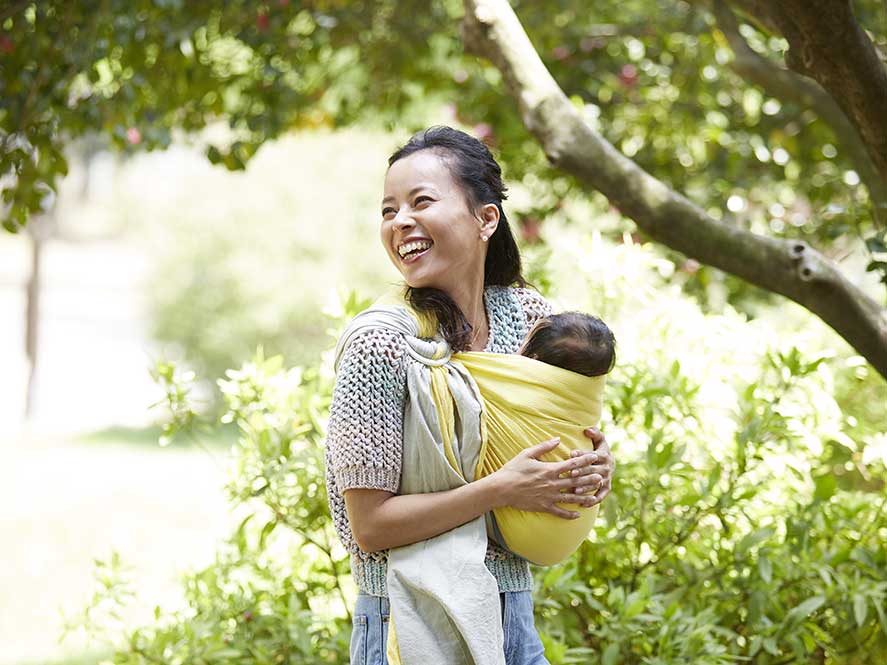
[345, 437, 601, 552]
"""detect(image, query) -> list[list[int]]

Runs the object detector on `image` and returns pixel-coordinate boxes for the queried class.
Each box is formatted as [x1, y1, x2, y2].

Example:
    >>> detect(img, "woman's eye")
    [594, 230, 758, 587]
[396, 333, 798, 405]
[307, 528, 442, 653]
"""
[382, 197, 431, 218]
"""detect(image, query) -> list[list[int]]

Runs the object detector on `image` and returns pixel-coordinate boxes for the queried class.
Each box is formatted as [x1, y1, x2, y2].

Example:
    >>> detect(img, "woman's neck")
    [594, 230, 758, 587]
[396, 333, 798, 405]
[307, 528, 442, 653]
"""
[448, 282, 489, 350]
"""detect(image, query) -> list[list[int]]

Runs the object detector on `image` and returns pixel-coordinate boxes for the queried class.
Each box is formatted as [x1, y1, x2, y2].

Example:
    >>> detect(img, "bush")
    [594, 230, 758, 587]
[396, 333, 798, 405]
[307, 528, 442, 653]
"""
[81, 231, 886, 664]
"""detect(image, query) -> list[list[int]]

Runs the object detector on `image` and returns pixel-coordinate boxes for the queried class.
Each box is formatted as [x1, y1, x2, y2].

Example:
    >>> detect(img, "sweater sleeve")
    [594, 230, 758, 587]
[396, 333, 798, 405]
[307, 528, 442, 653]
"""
[512, 286, 554, 330]
[326, 326, 407, 494]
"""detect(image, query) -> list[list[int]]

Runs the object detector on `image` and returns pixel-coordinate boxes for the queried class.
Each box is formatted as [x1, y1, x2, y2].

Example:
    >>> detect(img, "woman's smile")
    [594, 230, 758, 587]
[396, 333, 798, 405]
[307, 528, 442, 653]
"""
[400, 245, 431, 264]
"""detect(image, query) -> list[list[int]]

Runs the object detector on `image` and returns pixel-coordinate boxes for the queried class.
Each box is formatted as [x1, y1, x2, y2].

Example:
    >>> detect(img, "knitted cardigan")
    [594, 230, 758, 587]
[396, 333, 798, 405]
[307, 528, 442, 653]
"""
[324, 285, 553, 597]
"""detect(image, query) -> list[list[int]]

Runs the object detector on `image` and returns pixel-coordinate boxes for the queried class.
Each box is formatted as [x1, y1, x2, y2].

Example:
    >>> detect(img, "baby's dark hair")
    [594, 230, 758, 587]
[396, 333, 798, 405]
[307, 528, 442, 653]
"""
[520, 312, 616, 377]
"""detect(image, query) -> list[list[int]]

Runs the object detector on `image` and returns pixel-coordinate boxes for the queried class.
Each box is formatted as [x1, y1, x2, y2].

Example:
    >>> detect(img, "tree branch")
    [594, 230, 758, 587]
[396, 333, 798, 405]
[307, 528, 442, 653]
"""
[710, 0, 887, 221]
[461, 0, 887, 378]
[741, 0, 887, 190]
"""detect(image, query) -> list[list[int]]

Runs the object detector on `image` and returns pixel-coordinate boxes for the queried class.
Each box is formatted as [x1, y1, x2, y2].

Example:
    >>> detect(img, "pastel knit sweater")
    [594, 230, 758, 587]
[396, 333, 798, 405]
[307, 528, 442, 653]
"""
[324, 285, 554, 597]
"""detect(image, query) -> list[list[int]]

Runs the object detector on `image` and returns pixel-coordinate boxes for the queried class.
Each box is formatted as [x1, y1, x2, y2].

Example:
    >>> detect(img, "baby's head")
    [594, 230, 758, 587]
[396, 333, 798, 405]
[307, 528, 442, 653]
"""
[518, 312, 616, 377]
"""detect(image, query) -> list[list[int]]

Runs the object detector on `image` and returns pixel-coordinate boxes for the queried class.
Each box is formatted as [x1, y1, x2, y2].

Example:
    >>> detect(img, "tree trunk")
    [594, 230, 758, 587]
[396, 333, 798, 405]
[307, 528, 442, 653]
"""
[24, 221, 45, 419]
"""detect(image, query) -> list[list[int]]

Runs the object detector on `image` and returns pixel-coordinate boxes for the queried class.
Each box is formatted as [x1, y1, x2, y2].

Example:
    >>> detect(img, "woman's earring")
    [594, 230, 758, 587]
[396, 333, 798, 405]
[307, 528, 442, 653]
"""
[481, 234, 488, 242]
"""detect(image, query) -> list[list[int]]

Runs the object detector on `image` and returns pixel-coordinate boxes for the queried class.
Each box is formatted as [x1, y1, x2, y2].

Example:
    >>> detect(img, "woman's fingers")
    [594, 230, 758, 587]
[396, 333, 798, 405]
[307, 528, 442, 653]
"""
[587, 483, 610, 506]
[546, 503, 581, 519]
[556, 492, 599, 507]
[552, 454, 595, 478]
[567, 464, 610, 480]
[582, 427, 604, 445]
[524, 437, 562, 460]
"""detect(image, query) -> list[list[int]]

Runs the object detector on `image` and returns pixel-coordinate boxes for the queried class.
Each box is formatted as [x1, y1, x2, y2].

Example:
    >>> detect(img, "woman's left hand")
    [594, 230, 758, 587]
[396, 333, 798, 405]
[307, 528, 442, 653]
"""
[566, 427, 615, 507]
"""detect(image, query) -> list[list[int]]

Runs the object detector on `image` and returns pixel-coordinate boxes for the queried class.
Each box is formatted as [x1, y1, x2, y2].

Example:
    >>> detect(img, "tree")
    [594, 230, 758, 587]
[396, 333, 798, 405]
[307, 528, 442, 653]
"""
[2, 0, 886, 374]
[460, 0, 887, 374]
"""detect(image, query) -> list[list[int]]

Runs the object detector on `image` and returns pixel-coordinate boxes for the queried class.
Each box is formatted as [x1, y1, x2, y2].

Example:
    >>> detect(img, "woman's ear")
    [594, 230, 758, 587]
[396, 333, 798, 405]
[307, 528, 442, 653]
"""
[479, 203, 499, 237]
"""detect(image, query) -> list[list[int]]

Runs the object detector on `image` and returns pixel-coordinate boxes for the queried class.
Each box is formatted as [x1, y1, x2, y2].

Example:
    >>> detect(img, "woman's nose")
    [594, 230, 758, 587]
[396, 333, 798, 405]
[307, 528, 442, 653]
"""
[393, 209, 415, 230]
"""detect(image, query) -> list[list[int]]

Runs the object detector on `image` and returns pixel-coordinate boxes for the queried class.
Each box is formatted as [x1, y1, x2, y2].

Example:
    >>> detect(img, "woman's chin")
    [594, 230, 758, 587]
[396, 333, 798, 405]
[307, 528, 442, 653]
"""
[401, 265, 434, 289]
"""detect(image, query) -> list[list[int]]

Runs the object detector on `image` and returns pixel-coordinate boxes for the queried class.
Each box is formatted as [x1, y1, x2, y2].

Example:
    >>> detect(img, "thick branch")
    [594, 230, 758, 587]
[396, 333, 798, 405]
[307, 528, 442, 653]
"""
[461, 0, 887, 377]
[744, 0, 887, 190]
[711, 0, 887, 219]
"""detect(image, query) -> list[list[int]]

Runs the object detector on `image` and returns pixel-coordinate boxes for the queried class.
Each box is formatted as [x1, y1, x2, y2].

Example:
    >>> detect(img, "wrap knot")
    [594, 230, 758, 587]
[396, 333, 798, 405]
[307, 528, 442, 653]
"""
[404, 336, 452, 366]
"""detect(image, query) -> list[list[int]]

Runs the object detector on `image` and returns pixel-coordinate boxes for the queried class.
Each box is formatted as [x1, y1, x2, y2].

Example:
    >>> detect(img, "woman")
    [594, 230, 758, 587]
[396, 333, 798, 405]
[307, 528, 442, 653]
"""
[325, 126, 616, 665]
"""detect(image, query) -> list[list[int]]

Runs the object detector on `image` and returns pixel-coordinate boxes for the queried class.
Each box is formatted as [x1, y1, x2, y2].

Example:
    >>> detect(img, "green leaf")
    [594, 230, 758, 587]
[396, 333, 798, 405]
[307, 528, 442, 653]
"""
[748, 635, 762, 656]
[853, 594, 868, 627]
[207, 145, 223, 164]
[786, 596, 826, 625]
[875, 599, 887, 637]
[758, 554, 772, 584]
[801, 630, 816, 652]
[813, 474, 837, 502]
[259, 518, 277, 549]
[737, 527, 775, 555]
[602, 643, 620, 665]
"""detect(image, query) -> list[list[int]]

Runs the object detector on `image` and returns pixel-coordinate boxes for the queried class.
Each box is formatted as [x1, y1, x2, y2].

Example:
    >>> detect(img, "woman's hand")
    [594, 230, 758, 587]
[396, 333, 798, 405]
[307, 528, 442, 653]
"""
[489, 436, 607, 519]
[567, 427, 615, 507]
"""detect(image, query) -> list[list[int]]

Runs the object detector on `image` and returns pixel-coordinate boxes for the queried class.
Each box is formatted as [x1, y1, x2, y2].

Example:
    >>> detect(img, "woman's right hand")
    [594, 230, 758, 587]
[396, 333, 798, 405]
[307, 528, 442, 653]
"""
[489, 437, 600, 519]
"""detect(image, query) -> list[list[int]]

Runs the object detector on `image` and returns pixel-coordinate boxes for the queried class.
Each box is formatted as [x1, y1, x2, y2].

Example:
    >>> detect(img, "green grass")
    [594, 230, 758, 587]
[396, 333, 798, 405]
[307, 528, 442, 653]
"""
[74, 421, 241, 450]
[17, 649, 113, 665]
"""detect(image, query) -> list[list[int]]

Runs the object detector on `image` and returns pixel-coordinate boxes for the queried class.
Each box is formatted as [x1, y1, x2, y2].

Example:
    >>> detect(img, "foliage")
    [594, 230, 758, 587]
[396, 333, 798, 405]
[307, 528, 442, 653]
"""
[3, 0, 886, 289]
[71, 227, 887, 664]
[530, 223, 887, 662]
[99, 346, 355, 664]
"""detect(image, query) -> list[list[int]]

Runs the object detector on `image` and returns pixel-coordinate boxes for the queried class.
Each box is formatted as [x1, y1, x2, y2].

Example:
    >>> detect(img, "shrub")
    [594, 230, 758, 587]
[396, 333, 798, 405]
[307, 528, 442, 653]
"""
[81, 233, 886, 664]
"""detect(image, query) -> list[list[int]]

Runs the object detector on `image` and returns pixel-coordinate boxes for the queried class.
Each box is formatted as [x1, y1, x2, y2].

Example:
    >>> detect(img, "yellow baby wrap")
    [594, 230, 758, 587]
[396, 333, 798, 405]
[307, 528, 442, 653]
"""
[453, 351, 603, 566]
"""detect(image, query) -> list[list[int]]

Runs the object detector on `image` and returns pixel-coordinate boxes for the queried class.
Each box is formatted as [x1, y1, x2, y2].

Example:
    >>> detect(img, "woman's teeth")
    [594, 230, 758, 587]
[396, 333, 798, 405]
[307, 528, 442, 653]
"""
[398, 240, 433, 259]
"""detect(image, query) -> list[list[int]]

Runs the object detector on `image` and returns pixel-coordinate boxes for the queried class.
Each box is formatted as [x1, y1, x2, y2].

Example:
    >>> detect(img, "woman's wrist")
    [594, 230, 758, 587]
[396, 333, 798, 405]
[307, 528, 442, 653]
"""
[476, 472, 508, 511]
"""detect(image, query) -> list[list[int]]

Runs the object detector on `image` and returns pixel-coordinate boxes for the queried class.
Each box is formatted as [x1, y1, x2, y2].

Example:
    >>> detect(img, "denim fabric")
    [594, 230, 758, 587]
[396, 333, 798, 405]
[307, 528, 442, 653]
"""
[351, 592, 391, 665]
[350, 591, 550, 665]
[499, 591, 550, 665]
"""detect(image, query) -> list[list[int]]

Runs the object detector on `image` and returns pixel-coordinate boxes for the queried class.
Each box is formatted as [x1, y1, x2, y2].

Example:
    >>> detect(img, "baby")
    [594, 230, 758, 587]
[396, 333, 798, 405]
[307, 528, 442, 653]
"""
[517, 311, 616, 377]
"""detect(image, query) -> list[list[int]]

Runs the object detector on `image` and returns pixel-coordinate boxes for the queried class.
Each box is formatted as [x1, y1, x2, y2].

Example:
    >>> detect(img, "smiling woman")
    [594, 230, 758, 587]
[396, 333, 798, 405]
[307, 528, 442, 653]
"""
[324, 126, 616, 665]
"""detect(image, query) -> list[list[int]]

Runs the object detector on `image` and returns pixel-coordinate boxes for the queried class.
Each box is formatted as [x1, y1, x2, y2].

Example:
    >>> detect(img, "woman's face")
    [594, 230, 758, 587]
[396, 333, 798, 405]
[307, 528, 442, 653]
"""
[380, 150, 497, 292]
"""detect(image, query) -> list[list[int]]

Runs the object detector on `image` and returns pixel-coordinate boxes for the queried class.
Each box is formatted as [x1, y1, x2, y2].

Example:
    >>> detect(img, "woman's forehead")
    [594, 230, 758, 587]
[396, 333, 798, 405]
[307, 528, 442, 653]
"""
[384, 151, 455, 195]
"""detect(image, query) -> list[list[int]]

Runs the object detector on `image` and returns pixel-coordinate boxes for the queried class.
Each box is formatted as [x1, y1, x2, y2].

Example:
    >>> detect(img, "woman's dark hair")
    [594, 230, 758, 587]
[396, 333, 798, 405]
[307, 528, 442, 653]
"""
[387, 125, 531, 351]
[521, 312, 616, 377]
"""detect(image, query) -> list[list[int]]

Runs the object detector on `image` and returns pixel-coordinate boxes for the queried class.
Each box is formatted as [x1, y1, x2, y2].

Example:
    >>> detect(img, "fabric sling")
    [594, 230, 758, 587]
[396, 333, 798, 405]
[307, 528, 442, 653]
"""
[333, 295, 604, 665]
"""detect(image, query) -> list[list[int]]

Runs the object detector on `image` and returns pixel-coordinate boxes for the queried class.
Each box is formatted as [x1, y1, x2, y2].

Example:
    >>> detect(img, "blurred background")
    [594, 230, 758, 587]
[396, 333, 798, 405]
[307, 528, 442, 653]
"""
[0, 126, 402, 664]
[2, 2, 886, 664]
